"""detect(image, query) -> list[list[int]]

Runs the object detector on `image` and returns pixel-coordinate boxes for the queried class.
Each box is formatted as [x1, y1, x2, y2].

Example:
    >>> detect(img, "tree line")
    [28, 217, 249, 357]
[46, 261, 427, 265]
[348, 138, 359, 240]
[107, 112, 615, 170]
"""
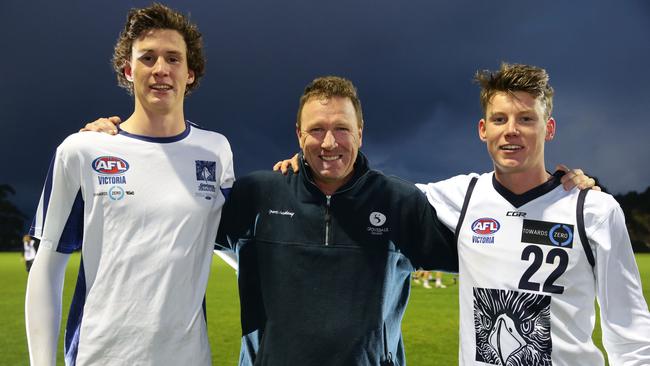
[0, 184, 27, 250]
[615, 187, 650, 253]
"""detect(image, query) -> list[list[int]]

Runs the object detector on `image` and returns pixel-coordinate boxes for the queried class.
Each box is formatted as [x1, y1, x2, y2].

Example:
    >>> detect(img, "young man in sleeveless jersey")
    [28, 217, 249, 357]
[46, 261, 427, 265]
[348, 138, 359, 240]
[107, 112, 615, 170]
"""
[417, 63, 650, 365]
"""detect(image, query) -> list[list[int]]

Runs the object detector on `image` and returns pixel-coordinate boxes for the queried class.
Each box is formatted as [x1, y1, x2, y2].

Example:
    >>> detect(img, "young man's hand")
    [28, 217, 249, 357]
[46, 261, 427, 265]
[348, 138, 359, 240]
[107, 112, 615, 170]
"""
[556, 164, 601, 191]
[79, 116, 122, 135]
[273, 153, 300, 174]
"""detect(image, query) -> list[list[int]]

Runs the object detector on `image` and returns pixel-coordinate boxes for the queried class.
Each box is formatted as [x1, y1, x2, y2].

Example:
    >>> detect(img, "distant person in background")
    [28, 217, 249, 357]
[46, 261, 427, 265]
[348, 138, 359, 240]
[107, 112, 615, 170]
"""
[412, 271, 446, 289]
[433, 271, 446, 288]
[412, 270, 432, 288]
[22, 234, 36, 272]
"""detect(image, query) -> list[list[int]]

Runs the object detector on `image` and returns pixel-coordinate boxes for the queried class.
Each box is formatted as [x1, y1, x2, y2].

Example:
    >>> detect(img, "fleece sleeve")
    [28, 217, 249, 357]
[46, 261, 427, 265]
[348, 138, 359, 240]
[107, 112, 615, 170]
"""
[415, 173, 479, 232]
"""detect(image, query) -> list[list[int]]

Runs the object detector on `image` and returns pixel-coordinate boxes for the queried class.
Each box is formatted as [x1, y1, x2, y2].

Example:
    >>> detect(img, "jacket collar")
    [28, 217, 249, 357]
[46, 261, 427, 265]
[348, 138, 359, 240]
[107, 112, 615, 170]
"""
[299, 151, 370, 196]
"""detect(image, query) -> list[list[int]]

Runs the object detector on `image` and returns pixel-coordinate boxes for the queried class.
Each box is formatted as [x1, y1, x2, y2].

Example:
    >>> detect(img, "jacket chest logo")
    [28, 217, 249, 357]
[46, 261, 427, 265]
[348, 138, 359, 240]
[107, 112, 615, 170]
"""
[367, 211, 389, 235]
[268, 209, 295, 218]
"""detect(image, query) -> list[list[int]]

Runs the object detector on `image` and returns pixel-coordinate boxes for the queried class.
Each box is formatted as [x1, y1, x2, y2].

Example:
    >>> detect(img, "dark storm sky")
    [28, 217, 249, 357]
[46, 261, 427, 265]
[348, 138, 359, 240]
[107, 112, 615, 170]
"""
[2, 0, 649, 222]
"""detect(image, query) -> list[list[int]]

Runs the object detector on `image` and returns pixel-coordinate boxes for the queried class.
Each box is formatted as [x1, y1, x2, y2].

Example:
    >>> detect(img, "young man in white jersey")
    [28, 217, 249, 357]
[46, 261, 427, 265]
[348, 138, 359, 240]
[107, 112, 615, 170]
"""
[25, 4, 234, 366]
[418, 63, 650, 365]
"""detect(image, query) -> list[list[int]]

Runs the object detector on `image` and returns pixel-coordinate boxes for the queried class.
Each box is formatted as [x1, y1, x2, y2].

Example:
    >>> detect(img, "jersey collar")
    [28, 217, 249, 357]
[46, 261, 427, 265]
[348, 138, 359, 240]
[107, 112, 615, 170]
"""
[492, 170, 565, 208]
[117, 120, 191, 143]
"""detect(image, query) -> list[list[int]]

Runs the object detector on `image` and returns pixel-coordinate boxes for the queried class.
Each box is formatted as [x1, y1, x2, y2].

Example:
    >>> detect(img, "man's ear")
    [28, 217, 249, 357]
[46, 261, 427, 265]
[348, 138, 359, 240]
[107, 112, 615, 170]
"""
[478, 119, 487, 142]
[358, 125, 363, 148]
[187, 69, 195, 85]
[124, 62, 134, 82]
[545, 117, 556, 141]
[296, 124, 304, 149]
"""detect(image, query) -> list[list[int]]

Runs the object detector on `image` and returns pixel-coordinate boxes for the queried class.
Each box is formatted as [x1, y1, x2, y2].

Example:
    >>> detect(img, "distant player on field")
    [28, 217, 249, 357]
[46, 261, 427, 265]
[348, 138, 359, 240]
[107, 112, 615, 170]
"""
[22, 234, 36, 272]
[418, 63, 650, 365]
[25, 4, 234, 365]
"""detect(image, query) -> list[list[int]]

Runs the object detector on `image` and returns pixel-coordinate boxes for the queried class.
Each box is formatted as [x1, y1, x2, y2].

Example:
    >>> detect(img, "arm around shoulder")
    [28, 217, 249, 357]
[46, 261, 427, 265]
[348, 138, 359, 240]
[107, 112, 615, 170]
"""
[415, 173, 480, 231]
[400, 186, 458, 273]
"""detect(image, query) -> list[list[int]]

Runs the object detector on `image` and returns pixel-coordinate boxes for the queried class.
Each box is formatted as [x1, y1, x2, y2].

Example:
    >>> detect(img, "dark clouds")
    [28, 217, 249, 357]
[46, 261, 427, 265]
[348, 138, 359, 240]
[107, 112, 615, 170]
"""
[2, 0, 649, 221]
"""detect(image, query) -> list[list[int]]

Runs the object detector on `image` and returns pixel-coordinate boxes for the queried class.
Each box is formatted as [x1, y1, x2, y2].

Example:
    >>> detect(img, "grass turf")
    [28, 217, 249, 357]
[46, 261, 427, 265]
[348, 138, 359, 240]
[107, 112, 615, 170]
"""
[1, 252, 649, 365]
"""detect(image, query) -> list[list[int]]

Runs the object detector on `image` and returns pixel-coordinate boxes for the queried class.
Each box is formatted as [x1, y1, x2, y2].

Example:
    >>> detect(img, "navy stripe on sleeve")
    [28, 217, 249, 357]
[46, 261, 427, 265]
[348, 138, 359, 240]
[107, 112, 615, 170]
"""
[220, 187, 232, 201]
[57, 190, 85, 253]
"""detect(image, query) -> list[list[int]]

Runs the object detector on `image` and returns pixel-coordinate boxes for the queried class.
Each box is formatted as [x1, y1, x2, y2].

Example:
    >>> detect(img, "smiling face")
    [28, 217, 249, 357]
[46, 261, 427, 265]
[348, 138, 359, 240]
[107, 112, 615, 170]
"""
[297, 96, 363, 194]
[124, 29, 195, 114]
[479, 91, 555, 176]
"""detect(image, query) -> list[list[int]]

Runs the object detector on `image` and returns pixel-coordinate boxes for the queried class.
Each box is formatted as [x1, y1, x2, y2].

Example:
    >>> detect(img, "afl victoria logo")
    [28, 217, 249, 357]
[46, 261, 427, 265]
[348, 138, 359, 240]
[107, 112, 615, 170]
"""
[369, 212, 387, 227]
[471, 218, 500, 235]
[92, 156, 130, 175]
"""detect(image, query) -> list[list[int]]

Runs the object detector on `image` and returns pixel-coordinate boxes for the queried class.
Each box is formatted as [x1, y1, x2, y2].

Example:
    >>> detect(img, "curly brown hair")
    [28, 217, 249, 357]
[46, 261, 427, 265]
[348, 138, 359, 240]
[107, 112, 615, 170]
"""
[112, 3, 205, 96]
[296, 76, 364, 129]
[475, 63, 554, 118]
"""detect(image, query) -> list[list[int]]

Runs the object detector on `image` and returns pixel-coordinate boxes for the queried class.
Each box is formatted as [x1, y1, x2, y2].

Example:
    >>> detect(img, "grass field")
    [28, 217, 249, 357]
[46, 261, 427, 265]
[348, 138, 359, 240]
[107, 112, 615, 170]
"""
[2, 253, 649, 365]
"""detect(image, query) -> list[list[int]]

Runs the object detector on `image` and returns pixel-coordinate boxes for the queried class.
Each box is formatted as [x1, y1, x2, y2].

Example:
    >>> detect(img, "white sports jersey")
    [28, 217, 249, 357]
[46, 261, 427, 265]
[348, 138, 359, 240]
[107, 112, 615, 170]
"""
[418, 172, 650, 366]
[30, 122, 234, 366]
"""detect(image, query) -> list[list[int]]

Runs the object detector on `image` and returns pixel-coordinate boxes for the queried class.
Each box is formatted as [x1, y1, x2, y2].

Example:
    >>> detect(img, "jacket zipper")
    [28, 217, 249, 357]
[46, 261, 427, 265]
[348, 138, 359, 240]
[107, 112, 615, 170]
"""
[325, 195, 331, 245]
[381, 322, 394, 366]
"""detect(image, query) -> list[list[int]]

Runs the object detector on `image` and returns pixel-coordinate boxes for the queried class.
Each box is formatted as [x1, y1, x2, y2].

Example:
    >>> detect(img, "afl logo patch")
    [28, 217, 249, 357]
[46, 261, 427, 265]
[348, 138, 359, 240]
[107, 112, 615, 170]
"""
[92, 156, 130, 175]
[471, 218, 500, 235]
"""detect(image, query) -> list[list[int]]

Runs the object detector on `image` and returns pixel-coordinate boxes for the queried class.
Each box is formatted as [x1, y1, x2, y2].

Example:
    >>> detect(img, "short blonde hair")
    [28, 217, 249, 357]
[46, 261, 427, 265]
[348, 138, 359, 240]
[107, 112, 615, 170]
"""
[475, 63, 554, 119]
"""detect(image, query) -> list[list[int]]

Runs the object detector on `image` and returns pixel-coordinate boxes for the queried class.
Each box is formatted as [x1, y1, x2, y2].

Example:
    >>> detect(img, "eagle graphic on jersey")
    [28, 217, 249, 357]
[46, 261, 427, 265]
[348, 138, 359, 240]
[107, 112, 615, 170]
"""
[474, 287, 552, 365]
